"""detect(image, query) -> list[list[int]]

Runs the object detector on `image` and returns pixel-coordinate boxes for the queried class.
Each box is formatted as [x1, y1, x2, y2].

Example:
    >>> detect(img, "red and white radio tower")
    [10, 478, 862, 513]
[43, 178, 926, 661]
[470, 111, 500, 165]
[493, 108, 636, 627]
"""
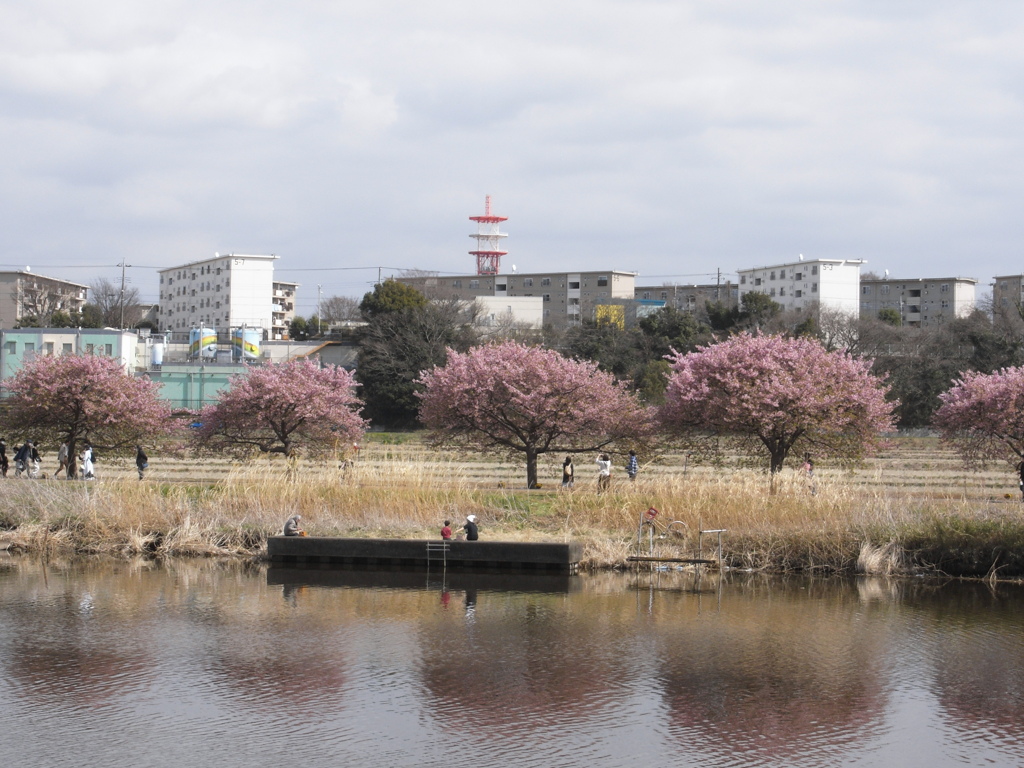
[469, 195, 508, 275]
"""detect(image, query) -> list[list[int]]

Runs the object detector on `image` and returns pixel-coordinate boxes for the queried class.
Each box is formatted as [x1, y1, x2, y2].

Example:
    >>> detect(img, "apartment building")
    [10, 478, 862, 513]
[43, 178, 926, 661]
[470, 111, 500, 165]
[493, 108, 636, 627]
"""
[737, 258, 864, 317]
[0, 271, 88, 328]
[992, 274, 1024, 318]
[397, 270, 637, 329]
[158, 254, 296, 342]
[860, 277, 977, 327]
[634, 282, 739, 313]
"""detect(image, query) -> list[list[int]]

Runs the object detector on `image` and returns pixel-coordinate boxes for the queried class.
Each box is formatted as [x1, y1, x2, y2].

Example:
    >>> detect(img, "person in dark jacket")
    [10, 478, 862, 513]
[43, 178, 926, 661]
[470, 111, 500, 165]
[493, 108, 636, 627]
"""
[463, 515, 479, 541]
[136, 446, 149, 480]
[0, 439, 8, 477]
[13, 441, 32, 477]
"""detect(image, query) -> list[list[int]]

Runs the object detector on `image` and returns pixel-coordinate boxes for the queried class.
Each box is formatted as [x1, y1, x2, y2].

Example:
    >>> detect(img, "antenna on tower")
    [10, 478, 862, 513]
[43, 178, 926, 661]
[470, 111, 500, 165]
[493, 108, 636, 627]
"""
[469, 194, 508, 275]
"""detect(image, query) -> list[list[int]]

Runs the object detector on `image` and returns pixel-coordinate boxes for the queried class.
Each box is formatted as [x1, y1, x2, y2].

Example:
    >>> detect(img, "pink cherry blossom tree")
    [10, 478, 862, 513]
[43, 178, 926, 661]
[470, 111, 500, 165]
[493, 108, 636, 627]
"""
[193, 357, 366, 459]
[932, 366, 1024, 468]
[5, 353, 175, 475]
[661, 333, 896, 483]
[417, 341, 652, 488]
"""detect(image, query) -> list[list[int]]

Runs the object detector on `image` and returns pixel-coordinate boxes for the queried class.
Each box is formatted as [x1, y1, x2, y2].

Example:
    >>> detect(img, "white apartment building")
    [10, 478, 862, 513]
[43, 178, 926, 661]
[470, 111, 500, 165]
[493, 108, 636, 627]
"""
[860, 277, 976, 327]
[737, 258, 864, 317]
[397, 270, 636, 329]
[158, 254, 295, 342]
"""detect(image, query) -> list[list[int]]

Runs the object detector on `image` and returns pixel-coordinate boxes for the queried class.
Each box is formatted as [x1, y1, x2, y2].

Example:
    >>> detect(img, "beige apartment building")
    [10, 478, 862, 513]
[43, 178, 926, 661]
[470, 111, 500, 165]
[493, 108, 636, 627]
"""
[634, 282, 739, 313]
[859, 276, 977, 327]
[992, 275, 1024, 318]
[397, 270, 637, 329]
[0, 271, 89, 328]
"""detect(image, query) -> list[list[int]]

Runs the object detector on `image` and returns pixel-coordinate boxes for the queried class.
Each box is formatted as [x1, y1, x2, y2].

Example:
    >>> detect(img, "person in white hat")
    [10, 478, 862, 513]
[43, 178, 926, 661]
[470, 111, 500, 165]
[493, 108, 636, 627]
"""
[463, 515, 479, 541]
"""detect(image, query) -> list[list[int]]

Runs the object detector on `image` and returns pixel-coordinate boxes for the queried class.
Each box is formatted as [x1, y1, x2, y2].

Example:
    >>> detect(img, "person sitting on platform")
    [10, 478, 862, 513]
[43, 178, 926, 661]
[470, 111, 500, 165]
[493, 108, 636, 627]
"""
[463, 514, 479, 541]
[283, 514, 305, 537]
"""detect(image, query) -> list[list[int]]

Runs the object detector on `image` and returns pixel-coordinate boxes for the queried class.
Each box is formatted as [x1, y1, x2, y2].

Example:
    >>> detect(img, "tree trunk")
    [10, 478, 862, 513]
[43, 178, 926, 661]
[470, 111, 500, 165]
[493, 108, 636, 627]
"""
[526, 449, 539, 489]
[769, 448, 787, 495]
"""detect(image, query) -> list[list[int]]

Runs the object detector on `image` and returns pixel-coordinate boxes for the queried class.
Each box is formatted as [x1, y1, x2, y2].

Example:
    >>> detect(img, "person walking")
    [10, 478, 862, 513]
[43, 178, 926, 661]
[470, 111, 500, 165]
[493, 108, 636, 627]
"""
[54, 442, 70, 478]
[29, 442, 41, 478]
[561, 456, 574, 489]
[80, 443, 95, 480]
[596, 453, 611, 492]
[626, 450, 639, 482]
[13, 441, 32, 478]
[136, 445, 149, 480]
[0, 439, 9, 477]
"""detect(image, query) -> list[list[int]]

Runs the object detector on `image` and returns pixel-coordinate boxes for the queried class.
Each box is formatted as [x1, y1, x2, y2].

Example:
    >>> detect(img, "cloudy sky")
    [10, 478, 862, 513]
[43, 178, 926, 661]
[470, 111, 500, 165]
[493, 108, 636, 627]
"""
[2, 1, 1022, 314]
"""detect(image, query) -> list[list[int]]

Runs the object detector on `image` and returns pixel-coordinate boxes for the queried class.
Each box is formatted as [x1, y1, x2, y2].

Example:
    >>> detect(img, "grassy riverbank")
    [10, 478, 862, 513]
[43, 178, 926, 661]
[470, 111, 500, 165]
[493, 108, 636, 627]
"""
[2, 445, 1023, 577]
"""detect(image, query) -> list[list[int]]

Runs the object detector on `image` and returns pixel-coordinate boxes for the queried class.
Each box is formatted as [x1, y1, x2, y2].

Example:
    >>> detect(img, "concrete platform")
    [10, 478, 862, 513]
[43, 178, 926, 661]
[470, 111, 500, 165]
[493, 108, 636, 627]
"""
[267, 536, 583, 573]
[267, 566, 581, 593]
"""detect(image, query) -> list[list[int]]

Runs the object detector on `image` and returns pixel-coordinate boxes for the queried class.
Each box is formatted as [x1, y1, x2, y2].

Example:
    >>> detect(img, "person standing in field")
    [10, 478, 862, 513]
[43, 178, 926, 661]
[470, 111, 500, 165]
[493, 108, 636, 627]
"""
[80, 443, 95, 480]
[626, 450, 639, 482]
[441, 520, 452, 540]
[596, 453, 611, 492]
[136, 445, 149, 480]
[561, 456, 574, 489]
[803, 453, 817, 496]
[29, 442, 41, 478]
[54, 442, 69, 478]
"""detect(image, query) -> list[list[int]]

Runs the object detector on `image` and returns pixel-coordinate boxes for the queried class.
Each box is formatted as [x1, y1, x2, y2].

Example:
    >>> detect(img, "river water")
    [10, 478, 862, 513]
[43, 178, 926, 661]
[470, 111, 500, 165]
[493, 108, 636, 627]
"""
[1, 554, 1022, 768]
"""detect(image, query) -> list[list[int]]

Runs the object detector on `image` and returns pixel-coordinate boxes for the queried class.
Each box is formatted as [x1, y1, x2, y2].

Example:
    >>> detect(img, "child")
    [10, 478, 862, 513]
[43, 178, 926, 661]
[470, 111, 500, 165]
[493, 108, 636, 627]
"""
[441, 520, 452, 540]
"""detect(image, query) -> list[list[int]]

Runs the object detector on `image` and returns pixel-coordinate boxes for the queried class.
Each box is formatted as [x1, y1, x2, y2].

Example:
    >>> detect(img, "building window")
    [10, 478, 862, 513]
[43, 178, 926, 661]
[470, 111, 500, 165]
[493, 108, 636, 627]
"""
[524, 278, 533, 287]
[862, 286, 870, 294]
[770, 271, 776, 280]
[542, 277, 551, 286]
[811, 266, 818, 275]
[740, 276, 747, 284]
[642, 292, 651, 300]
[85, 344, 94, 354]
[770, 288, 776, 297]
[660, 292, 668, 300]
[754, 278, 762, 286]
[453, 280, 461, 288]
[811, 283, 818, 293]
[569, 281, 580, 290]
[470, 280, 480, 289]
[941, 284, 950, 293]
[25, 342, 35, 354]
[779, 269, 786, 279]
[881, 285, 890, 295]
[597, 276, 608, 287]
[4, 341, 15, 354]
[105, 344, 113, 355]
[779, 288, 785, 297]
[496, 283, 507, 291]
[544, 294, 551, 302]
[795, 290, 802, 298]
[795, 272, 802, 281]
[941, 300, 950, 308]
[62, 343, 72, 354]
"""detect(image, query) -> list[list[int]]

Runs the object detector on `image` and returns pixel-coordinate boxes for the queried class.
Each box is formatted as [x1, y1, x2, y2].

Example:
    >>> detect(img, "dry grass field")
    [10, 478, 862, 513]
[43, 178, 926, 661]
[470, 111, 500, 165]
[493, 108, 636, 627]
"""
[2, 433, 1023, 577]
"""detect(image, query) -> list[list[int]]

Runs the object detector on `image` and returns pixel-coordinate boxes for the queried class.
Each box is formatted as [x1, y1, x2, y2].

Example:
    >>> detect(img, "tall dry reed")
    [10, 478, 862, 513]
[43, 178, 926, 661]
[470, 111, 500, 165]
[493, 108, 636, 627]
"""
[2, 454, 1023, 576]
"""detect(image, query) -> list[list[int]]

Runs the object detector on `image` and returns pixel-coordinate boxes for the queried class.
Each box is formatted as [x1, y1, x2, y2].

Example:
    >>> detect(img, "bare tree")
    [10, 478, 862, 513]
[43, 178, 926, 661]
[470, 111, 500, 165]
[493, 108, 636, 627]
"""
[320, 295, 362, 324]
[13, 279, 82, 327]
[89, 277, 143, 327]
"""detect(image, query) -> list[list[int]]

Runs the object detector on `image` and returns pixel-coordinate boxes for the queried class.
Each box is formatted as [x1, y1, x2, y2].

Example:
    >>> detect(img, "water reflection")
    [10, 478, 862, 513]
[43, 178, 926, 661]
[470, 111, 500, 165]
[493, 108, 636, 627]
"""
[2, 557, 1024, 768]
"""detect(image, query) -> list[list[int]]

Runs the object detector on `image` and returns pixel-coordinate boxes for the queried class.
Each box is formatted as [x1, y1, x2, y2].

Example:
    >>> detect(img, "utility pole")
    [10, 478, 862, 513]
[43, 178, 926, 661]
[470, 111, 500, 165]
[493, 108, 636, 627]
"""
[119, 260, 131, 329]
[317, 284, 322, 335]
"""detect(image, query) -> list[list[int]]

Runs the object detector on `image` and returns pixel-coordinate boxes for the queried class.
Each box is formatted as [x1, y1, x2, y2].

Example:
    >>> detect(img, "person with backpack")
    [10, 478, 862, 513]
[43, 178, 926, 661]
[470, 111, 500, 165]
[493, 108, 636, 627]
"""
[136, 445, 149, 480]
[13, 441, 32, 478]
